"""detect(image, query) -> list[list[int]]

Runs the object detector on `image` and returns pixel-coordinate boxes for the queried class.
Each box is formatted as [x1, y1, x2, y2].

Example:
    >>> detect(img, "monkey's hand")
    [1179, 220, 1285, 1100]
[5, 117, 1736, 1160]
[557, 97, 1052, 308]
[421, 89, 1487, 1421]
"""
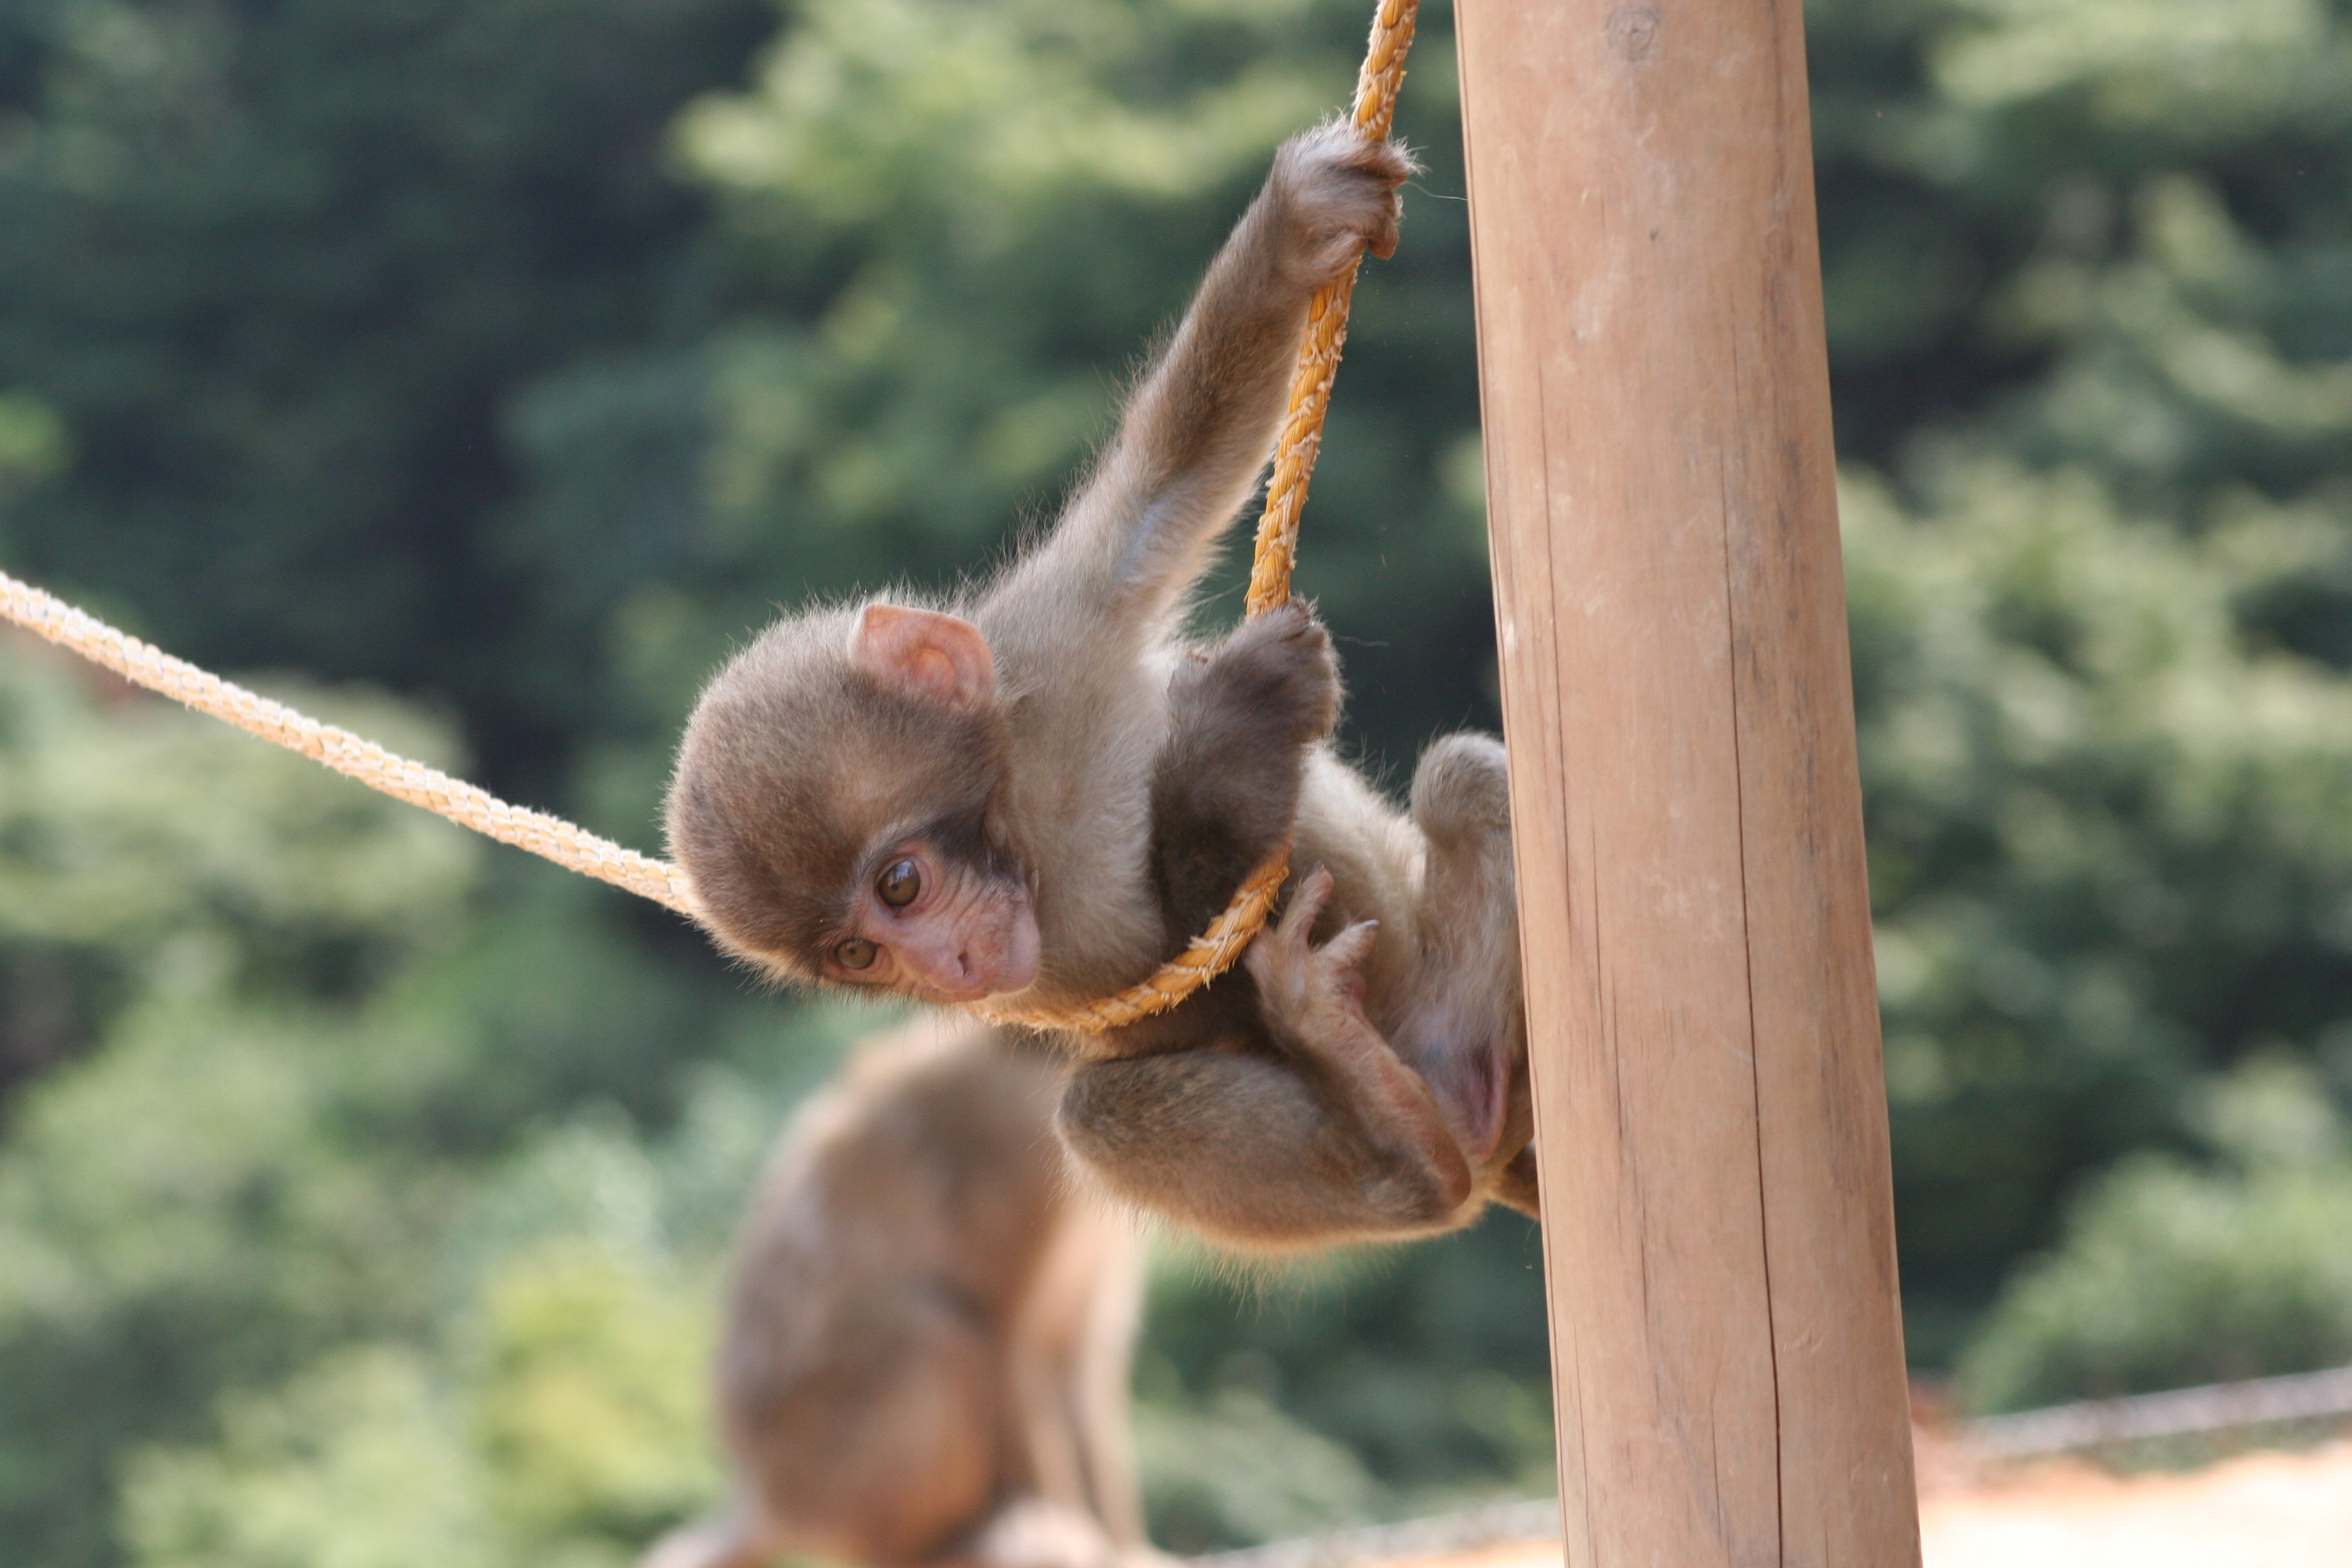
[1189, 596, 1340, 747]
[1266, 123, 1417, 289]
[1246, 866, 1380, 1047]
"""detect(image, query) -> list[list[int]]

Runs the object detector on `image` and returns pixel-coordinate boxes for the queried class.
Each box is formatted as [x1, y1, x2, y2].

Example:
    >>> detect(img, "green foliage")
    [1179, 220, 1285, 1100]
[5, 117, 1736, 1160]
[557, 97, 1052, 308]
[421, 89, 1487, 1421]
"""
[7, 0, 2352, 1556]
[1846, 458, 2352, 1327]
[1810, 0, 2352, 1350]
[1136, 1383, 1382, 1552]
[0, 390, 68, 498]
[1957, 1059, 2352, 1411]
[0, 657, 480, 1564]
[466, 1241, 720, 1560]
[119, 1348, 495, 1568]
[1137, 1215, 1552, 1533]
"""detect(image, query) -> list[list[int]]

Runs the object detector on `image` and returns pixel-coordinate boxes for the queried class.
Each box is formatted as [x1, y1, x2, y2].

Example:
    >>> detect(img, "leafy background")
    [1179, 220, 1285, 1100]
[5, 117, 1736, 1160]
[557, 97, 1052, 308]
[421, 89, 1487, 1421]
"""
[6, 0, 2352, 1561]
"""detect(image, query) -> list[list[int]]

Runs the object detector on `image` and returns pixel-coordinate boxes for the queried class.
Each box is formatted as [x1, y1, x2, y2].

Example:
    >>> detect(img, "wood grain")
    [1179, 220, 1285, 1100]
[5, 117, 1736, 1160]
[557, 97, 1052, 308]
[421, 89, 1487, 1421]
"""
[1454, 2, 1921, 1563]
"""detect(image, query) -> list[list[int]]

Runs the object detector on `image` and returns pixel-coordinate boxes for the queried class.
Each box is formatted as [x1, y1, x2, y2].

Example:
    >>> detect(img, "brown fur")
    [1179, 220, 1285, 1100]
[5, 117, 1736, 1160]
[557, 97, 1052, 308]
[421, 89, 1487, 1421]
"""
[667, 127, 1533, 1250]
[639, 1019, 1156, 1568]
[669, 606, 1017, 971]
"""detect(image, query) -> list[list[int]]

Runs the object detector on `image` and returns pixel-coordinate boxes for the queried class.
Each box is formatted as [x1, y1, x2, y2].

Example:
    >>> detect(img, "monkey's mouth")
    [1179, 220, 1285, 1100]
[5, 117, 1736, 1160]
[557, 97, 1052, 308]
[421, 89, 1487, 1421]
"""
[960, 892, 1041, 1000]
[898, 887, 1041, 1003]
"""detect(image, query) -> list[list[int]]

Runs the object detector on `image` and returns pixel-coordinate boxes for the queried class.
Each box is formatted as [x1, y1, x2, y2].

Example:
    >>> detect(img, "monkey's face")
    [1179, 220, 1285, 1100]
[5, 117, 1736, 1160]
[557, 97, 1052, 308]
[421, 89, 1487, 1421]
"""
[814, 819, 1040, 1003]
[668, 601, 1041, 1002]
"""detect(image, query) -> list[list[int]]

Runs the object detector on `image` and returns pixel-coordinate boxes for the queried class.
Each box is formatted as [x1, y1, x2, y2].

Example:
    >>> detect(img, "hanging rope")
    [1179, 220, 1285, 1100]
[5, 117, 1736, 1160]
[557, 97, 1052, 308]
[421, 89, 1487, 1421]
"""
[0, 0, 1420, 1036]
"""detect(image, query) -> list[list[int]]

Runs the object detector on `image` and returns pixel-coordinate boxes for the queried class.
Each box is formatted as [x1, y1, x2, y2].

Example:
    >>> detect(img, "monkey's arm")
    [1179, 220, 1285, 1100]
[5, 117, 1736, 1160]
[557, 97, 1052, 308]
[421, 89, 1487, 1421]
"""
[1002, 128, 1409, 638]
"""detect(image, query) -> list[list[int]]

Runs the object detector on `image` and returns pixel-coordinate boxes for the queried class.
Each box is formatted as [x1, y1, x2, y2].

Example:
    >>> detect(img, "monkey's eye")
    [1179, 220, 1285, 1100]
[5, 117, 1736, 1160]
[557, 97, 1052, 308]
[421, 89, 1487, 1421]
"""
[834, 937, 879, 971]
[877, 859, 921, 909]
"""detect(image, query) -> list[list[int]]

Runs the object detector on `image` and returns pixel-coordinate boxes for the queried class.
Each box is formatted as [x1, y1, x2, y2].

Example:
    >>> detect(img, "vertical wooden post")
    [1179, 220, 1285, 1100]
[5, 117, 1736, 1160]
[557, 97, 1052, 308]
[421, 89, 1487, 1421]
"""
[1454, 3, 1921, 1565]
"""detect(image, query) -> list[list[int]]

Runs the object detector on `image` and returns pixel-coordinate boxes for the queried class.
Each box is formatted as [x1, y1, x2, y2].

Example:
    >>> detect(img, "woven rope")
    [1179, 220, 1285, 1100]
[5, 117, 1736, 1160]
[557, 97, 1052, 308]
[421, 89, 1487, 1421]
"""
[0, 0, 1417, 1036]
[0, 569, 701, 917]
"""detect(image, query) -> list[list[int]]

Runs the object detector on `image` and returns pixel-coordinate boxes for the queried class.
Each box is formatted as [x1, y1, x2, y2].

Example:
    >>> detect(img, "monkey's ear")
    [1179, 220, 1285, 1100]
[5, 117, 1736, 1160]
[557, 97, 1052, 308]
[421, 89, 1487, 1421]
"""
[848, 604, 998, 711]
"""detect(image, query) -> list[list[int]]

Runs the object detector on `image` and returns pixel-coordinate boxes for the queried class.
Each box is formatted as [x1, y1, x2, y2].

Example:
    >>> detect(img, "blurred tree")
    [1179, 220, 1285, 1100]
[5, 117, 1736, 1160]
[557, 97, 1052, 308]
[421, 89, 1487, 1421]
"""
[1808, 0, 2352, 1356]
[0, 649, 474, 1090]
[8, 0, 2352, 1555]
[1847, 457, 2352, 1354]
[118, 1347, 496, 1568]
[1957, 1057, 2352, 1409]
[0, 0, 777, 796]
[0, 653, 479, 1564]
[0, 656, 817, 1566]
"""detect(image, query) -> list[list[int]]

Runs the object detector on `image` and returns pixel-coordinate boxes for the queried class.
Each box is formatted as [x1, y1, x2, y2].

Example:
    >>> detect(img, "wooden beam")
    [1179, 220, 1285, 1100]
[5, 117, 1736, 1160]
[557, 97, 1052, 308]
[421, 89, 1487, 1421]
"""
[1454, 3, 1921, 1565]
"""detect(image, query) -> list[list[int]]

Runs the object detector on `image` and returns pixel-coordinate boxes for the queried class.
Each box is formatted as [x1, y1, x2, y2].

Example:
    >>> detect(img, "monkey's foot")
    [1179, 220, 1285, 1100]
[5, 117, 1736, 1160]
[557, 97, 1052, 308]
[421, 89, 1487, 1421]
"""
[1410, 731, 1511, 845]
[1492, 1141, 1540, 1219]
[1245, 866, 1378, 1045]
[955, 1499, 1124, 1568]
[1247, 866, 1477, 1220]
[1202, 595, 1341, 745]
[1405, 730, 1521, 1169]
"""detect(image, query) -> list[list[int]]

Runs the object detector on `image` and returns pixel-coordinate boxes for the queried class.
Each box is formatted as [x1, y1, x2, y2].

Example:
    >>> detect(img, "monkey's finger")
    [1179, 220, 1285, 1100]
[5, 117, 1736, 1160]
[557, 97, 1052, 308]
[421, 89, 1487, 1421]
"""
[1319, 918, 1379, 972]
[1339, 133, 1418, 186]
[1279, 865, 1337, 943]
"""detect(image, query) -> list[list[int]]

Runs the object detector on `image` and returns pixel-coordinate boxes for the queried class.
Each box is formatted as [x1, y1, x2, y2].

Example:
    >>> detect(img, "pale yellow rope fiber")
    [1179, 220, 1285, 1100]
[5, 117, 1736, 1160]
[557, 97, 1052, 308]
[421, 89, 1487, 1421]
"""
[0, 0, 1416, 1036]
[0, 568, 701, 918]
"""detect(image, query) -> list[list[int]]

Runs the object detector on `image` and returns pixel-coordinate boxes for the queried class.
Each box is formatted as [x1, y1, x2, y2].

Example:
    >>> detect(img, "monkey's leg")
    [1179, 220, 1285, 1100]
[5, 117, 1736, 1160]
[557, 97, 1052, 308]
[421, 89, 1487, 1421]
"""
[1147, 599, 1339, 934]
[1057, 1033, 1476, 1247]
[1002, 1202, 1149, 1546]
[1492, 1144, 1540, 1220]
[1059, 872, 1478, 1247]
[1398, 733, 1528, 1172]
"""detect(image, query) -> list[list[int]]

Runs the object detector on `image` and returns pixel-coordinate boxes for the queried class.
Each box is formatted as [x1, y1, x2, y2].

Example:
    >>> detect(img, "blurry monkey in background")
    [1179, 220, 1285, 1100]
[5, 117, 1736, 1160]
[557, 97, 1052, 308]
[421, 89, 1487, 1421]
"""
[640, 1018, 1156, 1568]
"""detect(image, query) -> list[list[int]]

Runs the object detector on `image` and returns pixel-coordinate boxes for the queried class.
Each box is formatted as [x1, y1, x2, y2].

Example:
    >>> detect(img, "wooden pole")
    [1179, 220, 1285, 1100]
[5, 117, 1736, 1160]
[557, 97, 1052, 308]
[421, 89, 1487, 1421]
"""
[1454, 3, 1921, 1565]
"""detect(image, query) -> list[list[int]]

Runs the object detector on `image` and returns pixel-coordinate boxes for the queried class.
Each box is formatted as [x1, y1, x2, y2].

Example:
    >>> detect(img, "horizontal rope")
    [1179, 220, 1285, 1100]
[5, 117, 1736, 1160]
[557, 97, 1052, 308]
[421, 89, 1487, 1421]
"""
[1, 568, 701, 918]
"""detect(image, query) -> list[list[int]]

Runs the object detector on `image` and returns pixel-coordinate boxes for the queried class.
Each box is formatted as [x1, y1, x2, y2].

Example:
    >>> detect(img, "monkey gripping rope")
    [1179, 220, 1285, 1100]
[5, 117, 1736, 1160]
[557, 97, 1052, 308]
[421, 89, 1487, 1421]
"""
[0, 0, 1419, 1037]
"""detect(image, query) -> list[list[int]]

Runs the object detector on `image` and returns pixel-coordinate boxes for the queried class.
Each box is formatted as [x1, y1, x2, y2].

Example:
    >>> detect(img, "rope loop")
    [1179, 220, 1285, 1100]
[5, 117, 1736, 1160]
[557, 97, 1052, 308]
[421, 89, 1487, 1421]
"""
[0, 0, 1420, 1036]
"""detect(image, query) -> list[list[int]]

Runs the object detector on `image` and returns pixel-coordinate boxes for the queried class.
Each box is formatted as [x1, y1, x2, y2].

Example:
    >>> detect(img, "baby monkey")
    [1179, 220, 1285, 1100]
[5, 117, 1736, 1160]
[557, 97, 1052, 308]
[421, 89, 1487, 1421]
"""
[640, 1019, 1155, 1568]
[668, 126, 1531, 1248]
